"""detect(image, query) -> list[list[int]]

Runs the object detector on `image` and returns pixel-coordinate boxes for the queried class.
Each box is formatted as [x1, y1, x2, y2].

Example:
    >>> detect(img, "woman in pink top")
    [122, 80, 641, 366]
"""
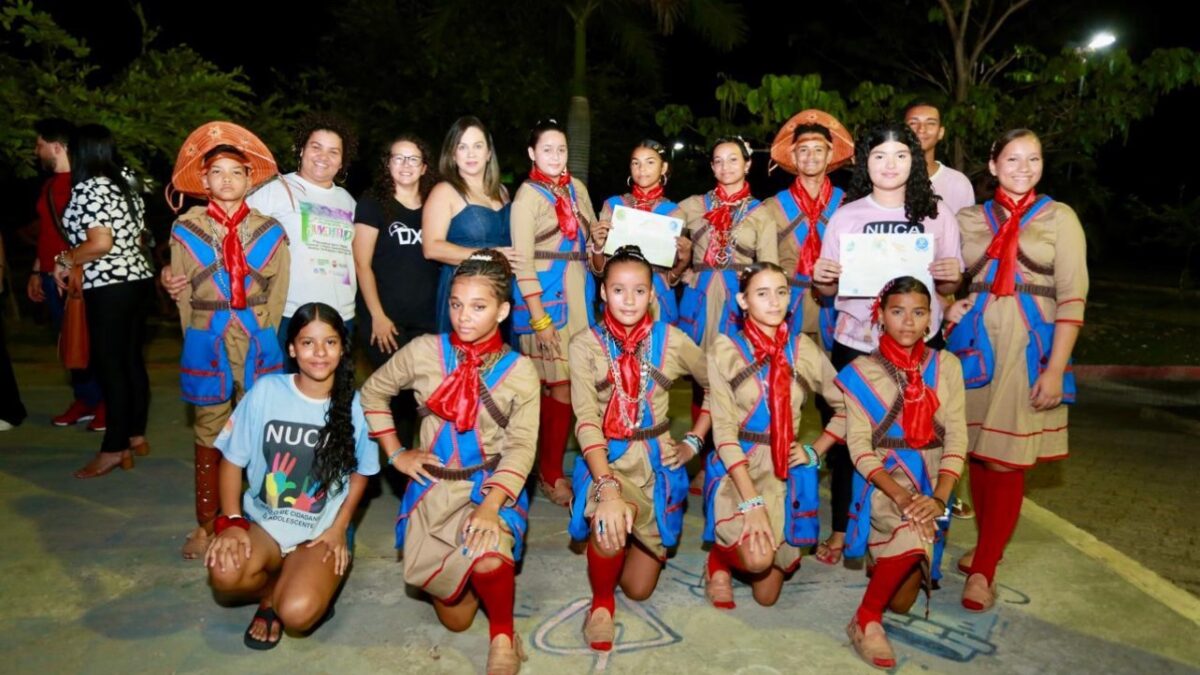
[810, 122, 963, 565]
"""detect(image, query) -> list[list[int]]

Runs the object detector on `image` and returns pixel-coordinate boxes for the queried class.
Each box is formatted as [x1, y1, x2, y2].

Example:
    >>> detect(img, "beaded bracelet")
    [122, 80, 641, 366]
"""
[387, 446, 407, 465]
[594, 474, 622, 502]
[681, 433, 703, 456]
[530, 313, 554, 332]
[802, 444, 820, 468]
[737, 495, 765, 514]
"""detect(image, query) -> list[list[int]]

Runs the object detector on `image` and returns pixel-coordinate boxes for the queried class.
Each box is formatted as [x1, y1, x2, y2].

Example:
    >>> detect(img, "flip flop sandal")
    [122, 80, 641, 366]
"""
[243, 607, 283, 650]
[814, 542, 845, 566]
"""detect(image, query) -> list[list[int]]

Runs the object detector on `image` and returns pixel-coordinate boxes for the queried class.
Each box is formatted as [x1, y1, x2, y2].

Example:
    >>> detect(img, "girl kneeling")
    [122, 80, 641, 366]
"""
[361, 250, 539, 674]
[568, 246, 711, 651]
[206, 302, 380, 650]
[704, 263, 846, 609]
[838, 277, 966, 669]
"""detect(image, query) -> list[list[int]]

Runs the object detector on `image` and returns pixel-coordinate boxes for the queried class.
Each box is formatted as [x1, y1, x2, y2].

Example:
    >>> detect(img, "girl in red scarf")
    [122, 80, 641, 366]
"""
[361, 250, 539, 674]
[704, 262, 846, 610]
[167, 138, 289, 560]
[590, 140, 693, 324]
[951, 130, 1087, 613]
[837, 276, 967, 669]
[567, 246, 711, 652]
[510, 119, 598, 507]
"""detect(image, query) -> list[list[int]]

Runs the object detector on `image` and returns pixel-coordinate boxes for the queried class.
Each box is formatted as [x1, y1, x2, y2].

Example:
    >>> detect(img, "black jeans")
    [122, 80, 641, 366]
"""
[85, 279, 152, 453]
[826, 340, 869, 533]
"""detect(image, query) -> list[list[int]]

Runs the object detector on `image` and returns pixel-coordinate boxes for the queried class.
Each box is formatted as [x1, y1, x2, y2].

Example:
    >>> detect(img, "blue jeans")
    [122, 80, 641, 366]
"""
[41, 272, 102, 406]
[277, 314, 355, 374]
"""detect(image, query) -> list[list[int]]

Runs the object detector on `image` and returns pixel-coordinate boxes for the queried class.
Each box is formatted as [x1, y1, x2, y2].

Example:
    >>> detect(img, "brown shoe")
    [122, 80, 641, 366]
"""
[582, 607, 615, 651]
[846, 618, 897, 670]
[74, 450, 133, 479]
[486, 632, 527, 675]
[704, 568, 736, 609]
[132, 440, 151, 456]
[962, 572, 996, 612]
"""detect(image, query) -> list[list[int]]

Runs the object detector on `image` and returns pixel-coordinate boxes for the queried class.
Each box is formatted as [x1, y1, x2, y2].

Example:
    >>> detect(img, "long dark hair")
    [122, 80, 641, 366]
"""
[438, 116, 504, 203]
[848, 123, 940, 223]
[286, 302, 357, 496]
[370, 133, 438, 222]
[68, 123, 140, 217]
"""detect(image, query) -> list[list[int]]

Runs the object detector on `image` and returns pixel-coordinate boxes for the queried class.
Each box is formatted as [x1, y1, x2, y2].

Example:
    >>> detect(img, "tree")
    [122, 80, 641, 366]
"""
[0, 0, 300, 185]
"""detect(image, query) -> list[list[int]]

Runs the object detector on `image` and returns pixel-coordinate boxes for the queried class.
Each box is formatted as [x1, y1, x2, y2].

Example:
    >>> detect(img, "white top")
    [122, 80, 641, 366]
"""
[247, 172, 357, 320]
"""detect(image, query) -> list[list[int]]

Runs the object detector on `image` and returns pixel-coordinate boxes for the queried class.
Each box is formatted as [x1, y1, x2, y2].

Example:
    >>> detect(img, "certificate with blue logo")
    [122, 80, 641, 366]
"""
[838, 233, 935, 297]
[603, 205, 684, 268]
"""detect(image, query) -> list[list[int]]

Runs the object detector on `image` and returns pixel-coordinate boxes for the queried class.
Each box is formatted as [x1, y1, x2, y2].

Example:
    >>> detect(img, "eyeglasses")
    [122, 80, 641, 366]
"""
[389, 154, 424, 167]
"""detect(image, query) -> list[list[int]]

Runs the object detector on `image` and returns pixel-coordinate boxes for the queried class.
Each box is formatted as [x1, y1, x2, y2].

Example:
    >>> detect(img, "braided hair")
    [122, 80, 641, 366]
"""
[602, 245, 654, 284]
[452, 248, 513, 305]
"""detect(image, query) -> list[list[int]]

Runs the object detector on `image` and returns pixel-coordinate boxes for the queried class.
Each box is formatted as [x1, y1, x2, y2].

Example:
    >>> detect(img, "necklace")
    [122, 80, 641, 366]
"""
[603, 330, 651, 430]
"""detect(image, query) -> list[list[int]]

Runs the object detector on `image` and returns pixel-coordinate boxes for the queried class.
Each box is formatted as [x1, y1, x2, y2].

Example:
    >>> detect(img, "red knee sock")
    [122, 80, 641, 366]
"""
[857, 553, 921, 630]
[537, 396, 572, 487]
[972, 468, 1025, 584]
[707, 546, 741, 577]
[471, 559, 516, 640]
[587, 540, 626, 615]
[969, 460, 992, 520]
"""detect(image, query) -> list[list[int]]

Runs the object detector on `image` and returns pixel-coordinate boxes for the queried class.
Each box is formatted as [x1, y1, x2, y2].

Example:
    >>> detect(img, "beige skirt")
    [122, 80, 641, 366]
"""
[710, 446, 802, 572]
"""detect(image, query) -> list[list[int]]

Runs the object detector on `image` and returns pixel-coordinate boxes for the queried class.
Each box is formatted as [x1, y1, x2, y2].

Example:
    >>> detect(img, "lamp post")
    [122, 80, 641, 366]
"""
[1069, 31, 1117, 179]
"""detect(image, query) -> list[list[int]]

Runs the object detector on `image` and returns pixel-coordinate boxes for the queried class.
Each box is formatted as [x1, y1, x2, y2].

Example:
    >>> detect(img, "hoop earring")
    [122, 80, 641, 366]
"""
[626, 176, 633, 188]
[662, 174, 669, 187]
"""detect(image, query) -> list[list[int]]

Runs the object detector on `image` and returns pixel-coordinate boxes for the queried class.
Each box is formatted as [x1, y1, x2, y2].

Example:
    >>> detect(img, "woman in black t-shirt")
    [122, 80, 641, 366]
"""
[352, 134, 440, 444]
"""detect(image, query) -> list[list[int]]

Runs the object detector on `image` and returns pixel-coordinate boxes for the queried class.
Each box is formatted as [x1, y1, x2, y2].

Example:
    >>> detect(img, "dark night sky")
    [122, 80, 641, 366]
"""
[30, 0, 1200, 206]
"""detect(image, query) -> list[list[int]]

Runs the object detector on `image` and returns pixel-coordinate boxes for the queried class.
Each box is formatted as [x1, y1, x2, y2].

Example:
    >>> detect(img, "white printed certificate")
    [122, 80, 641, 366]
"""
[838, 233, 935, 297]
[603, 205, 684, 268]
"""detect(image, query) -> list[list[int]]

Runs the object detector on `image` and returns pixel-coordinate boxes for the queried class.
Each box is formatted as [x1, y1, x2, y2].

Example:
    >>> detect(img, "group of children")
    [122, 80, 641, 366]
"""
[166, 107, 1086, 673]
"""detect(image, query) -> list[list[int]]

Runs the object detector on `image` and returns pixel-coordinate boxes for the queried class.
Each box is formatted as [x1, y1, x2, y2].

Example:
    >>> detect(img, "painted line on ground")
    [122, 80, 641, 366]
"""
[1023, 496, 1200, 627]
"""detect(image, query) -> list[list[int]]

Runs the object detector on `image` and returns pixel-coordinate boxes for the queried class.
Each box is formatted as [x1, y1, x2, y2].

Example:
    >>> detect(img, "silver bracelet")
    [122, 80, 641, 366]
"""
[387, 447, 407, 465]
[737, 495, 765, 514]
[682, 433, 703, 456]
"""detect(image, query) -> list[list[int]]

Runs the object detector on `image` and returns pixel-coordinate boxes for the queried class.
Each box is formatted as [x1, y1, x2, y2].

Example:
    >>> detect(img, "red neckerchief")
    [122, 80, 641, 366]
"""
[630, 183, 664, 211]
[743, 318, 793, 480]
[206, 201, 251, 309]
[425, 330, 505, 432]
[789, 176, 832, 278]
[702, 182, 752, 266]
[601, 310, 654, 439]
[986, 189, 1037, 296]
[529, 166, 580, 240]
[878, 333, 941, 449]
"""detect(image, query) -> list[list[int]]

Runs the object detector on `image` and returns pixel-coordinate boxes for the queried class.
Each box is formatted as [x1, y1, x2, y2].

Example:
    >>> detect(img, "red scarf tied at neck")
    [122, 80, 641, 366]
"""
[789, 176, 833, 278]
[206, 201, 251, 309]
[529, 166, 580, 240]
[425, 330, 505, 433]
[630, 183, 664, 211]
[702, 182, 752, 266]
[985, 189, 1038, 296]
[743, 319, 793, 480]
[878, 333, 941, 449]
[601, 311, 654, 439]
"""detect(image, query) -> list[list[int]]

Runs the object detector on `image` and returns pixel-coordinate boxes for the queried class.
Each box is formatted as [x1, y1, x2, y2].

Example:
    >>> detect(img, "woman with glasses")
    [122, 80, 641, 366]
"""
[351, 133, 440, 445]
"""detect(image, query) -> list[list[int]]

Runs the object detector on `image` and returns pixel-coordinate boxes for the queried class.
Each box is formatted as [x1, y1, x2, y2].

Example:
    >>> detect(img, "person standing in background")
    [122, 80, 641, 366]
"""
[0, 230, 27, 431]
[26, 118, 105, 431]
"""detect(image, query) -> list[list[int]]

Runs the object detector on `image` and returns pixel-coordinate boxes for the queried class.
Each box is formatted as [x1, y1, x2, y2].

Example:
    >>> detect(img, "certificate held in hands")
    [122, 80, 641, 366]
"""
[603, 205, 684, 268]
[838, 232, 935, 297]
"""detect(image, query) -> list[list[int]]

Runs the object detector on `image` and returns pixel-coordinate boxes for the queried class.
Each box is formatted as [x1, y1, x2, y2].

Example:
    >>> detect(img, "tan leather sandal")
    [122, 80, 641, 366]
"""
[582, 607, 615, 651]
[486, 632, 527, 675]
[704, 568, 736, 609]
[846, 618, 897, 670]
[957, 548, 1003, 575]
[961, 572, 996, 612]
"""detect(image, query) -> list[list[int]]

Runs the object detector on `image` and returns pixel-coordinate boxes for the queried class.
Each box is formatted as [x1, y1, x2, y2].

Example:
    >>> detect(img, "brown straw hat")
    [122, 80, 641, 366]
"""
[769, 109, 854, 175]
[167, 121, 278, 210]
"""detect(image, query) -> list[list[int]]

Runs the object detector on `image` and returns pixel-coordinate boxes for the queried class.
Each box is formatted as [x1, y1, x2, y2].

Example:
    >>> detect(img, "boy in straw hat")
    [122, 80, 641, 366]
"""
[168, 122, 290, 559]
[763, 109, 854, 349]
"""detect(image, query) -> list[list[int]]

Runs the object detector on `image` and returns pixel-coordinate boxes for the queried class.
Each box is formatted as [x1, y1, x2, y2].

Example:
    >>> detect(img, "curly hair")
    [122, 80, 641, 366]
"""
[292, 112, 358, 182]
[848, 122, 940, 223]
[286, 302, 358, 496]
[370, 133, 438, 220]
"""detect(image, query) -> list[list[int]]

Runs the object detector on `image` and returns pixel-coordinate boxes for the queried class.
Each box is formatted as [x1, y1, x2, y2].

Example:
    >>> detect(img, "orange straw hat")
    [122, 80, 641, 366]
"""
[167, 121, 278, 211]
[769, 109, 854, 175]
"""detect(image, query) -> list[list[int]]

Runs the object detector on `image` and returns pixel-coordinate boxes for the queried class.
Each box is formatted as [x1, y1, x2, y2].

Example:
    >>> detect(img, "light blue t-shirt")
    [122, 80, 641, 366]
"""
[216, 373, 380, 550]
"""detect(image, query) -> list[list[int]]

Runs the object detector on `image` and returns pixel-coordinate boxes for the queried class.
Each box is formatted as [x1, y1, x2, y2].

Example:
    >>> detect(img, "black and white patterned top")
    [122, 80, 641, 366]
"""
[62, 176, 154, 289]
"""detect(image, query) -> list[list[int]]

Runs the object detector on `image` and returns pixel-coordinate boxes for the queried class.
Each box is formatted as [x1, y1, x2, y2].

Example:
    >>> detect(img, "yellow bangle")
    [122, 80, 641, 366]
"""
[530, 313, 554, 332]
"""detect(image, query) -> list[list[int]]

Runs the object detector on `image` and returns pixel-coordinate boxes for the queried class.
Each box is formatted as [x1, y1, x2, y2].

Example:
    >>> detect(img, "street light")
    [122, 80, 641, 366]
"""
[672, 141, 685, 151]
[1086, 31, 1117, 52]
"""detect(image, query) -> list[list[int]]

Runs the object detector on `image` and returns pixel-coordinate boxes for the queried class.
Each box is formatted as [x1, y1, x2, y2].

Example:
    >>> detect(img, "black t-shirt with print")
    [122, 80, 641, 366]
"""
[354, 195, 438, 332]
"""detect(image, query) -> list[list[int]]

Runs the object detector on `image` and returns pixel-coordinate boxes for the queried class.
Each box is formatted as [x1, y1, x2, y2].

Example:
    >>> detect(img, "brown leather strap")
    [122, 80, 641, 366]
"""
[868, 352, 945, 449]
[967, 281, 1056, 300]
[416, 375, 511, 429]
[534, 227, 560, 244]
[788, 275, 812, 289]
[729, 360, 765, 390]
[534, 250, 586, 262]
[423, 454, 501, 481]
[189, 294, 269, 311]
[694, 262, 753, 273]
[629, 419, 672, 441]
[737, 429, 771, 445]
